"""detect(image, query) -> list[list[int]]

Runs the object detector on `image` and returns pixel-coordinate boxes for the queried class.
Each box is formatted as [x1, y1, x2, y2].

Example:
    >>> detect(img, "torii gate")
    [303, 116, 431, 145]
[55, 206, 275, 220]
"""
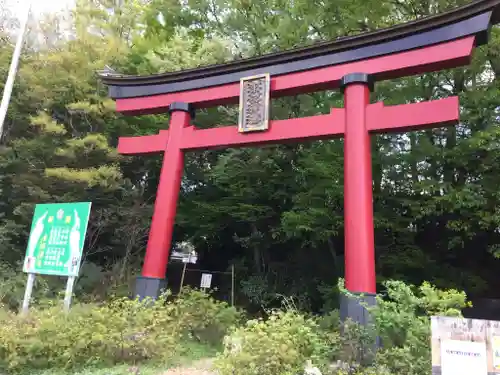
[100, 0, 500, 323]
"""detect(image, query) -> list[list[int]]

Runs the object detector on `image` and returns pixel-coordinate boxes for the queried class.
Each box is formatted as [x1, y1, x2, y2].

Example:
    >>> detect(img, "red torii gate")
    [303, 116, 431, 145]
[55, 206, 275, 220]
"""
[100, 0, 500, 322]
[119, 97, 459, 290]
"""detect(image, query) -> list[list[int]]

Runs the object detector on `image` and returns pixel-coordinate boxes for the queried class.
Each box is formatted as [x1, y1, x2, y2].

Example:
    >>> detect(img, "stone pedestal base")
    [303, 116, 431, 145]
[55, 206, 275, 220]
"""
[340, 292, 376, 326]
[134, 276, 167, 301]
[340, 291, 379, 363]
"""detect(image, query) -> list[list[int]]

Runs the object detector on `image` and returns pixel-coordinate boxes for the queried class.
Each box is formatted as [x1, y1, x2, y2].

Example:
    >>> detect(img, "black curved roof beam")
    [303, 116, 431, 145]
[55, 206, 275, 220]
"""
[99, 0, 500, 115]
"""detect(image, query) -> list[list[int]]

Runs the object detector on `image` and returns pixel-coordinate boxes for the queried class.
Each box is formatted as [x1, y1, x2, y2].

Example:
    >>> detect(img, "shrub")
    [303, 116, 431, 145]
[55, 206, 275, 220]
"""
[0, 295, 181, 373]
[0, 262, 51, 310]
[174, 288, 242, 345]
[214, 310, 340, 375]
[0, 288, 240, 373]
[332, 279, 468, 375]
[214, 279, 469, 375]
[317, 310, 340, 332]
[370, 280, 468, 375]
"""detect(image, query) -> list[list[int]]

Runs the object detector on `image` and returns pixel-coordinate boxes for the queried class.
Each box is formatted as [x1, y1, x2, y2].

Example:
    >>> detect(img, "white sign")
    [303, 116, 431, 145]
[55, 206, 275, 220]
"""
[200, 273, 212, 289]
[182, 251, 198, 264]
[441, 339, 487, 375]
[493, 335, 500, 370]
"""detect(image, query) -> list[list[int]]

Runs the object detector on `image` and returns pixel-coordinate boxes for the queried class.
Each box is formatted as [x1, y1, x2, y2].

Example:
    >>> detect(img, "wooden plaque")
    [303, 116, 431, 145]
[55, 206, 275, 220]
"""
[238, 73, 270, 133]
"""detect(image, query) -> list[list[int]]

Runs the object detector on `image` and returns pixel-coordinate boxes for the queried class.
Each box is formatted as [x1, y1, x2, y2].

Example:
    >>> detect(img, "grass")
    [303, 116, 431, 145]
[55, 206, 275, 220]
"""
[27, 341, 218, 375]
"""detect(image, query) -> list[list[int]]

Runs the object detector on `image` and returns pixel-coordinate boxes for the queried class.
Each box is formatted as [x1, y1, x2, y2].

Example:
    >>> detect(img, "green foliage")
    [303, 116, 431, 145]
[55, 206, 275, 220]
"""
[214, 310, 339, 375]
[318, 282, 341, 314]
[0, 297, 175, 372]
[240, 275, 277, 307]
[174, 288, 243, 345]
[0, 289, 239, 373]
[330, 279, 469, 375]
[0, 263, 52, 310]
[214, 279, 469, 375]
[369, 280, 468, 375]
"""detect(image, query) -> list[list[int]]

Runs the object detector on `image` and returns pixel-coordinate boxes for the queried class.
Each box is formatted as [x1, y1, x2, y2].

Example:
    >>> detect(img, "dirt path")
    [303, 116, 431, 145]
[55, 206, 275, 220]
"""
[159, 358, 216, 375]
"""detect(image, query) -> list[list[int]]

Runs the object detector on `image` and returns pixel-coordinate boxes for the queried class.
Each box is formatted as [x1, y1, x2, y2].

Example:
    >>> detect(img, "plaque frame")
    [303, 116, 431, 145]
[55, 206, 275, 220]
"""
[238, 73, 271, 133]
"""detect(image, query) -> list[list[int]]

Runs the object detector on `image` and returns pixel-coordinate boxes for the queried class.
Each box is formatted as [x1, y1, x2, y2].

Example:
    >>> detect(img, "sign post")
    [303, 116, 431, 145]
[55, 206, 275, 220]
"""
[22, 202, 92, 314]
[178, 251, 198, 294]
[63, 276, 76, 312]
[21, 273, 35, 316]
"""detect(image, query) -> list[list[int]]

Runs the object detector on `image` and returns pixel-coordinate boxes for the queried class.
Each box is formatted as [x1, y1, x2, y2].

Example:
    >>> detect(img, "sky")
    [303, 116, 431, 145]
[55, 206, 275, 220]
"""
[10, 0, 75, 19]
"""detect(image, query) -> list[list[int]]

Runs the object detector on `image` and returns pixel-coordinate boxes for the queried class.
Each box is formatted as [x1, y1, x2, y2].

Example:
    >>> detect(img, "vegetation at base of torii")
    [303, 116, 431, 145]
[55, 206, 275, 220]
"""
[0, 0, 499, 310]
[0, 282, 468, 375]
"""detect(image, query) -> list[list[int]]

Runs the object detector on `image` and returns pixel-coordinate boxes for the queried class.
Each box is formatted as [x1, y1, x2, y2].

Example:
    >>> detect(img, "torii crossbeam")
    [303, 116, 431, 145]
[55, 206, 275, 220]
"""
[100, 0, 500, 324]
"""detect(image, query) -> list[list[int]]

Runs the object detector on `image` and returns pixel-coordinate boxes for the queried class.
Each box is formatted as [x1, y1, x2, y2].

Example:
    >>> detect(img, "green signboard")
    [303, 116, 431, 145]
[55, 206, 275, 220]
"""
[23, 202, 92, 277]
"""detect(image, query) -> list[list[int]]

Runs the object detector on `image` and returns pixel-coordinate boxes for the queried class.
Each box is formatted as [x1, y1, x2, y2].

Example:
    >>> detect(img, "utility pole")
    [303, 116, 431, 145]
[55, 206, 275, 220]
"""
[0, 0, 32, 140]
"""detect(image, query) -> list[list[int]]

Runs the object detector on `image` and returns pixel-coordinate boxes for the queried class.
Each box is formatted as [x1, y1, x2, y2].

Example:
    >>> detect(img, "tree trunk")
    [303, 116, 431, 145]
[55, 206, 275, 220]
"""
[251, 223, 263, 274]
[327, 237, 339, 277]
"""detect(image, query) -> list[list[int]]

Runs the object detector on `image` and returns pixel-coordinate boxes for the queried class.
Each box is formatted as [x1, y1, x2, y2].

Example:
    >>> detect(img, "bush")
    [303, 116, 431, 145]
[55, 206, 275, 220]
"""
[214, 310, 340, 375]
[331, 279, 469, 375]
[0, 296, 180, 373]
[0, 288, 241, 373]
[174, 288, 242, 345]
[215, 279, 469, 375]
[0, 262, 51, 310]
[0, 279, 469, 375]
[370, 280, 468, 375]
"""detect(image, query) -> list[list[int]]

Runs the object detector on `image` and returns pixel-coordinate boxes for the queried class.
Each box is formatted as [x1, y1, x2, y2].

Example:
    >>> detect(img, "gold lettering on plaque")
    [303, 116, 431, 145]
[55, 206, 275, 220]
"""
[238, 73, 270, 133]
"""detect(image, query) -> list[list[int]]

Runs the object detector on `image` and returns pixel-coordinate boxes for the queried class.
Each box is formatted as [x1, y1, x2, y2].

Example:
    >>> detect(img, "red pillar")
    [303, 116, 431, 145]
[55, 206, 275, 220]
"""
[341, 73, 376, 294]
[141, 102, 193, 282]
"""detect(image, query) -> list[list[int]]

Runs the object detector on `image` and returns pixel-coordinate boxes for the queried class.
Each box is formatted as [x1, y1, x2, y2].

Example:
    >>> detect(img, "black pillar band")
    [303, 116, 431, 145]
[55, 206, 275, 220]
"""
[339, 73, 374, 93]
[168, 102, 195, 119]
